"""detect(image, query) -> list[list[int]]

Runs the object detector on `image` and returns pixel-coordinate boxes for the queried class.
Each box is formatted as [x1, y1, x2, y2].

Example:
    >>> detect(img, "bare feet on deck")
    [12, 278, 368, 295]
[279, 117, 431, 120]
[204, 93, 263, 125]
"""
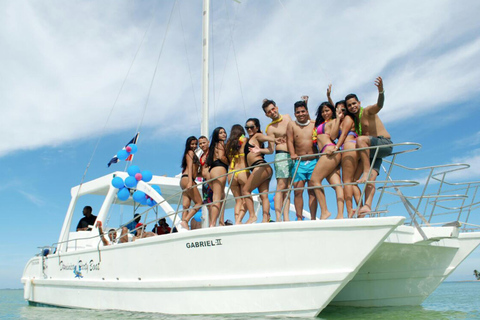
[180, 221, 189, 230]
[335, 214, 343, 219]
[348, 209, 356, 219]
[320, 211, 331, 220]
[357, 204, 371, 218]
[246, 215, 257, 224]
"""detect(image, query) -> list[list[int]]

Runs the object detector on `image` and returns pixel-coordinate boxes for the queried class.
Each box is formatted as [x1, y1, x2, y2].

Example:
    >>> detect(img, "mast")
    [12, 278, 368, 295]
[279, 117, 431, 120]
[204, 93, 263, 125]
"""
[201, 0, 210, 137]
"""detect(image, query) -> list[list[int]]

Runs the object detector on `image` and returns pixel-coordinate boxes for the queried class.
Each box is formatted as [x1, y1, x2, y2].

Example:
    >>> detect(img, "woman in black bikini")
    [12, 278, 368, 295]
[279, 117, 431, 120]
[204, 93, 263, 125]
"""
[206, 127, 228, 227]
[180, 136, 202, 230]
[242, 118, 275, 223]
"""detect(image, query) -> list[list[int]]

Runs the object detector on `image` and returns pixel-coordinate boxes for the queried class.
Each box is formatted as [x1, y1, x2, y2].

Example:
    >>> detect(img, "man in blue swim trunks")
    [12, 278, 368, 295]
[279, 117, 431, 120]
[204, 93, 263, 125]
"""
[286, 100, 318, 220]
[346, 76, 393, 217]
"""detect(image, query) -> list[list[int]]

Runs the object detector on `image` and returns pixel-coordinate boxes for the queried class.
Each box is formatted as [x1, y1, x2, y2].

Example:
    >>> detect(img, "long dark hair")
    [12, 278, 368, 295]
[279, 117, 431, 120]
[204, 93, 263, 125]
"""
[337, 100, 355, 122]
[245, 118, 262, 134]
[315, 102, 336, 127]
[245, 118, 264, 148]
[207, 127, 225, 166]
[226, 124, 245, 161]
[181, 136, 197, 171]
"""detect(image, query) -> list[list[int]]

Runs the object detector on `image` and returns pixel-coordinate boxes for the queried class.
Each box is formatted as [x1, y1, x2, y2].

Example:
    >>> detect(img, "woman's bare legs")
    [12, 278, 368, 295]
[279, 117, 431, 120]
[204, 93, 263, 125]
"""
[209, 167, 227, 227]
[242, 166, 272, 224]
[326, 171, 344, 219]
[310, 151, 342, 220]
[258, 179, 272, 222]
[180, 177, 203, 229]
[341, 143, 361, 218]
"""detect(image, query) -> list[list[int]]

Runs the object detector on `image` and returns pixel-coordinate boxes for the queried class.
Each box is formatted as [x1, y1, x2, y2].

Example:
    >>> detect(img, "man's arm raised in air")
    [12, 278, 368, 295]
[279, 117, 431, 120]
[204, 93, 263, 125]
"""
[365, 76, 385, 116]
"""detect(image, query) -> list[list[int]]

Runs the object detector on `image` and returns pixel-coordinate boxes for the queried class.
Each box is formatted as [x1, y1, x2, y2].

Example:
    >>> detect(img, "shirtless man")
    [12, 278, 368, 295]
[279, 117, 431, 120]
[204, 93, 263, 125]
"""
[198, 136, 213, 223]
[262, 99, 293, 222]
[286, 100, 318, 220]
[345, 76, 392, 216]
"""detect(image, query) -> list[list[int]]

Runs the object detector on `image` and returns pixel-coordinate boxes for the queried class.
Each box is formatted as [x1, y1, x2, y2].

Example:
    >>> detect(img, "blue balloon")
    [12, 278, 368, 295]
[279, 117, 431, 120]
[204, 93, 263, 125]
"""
[125, 176, 137, 188]
[117, 187, 130, 201]
[193, 210, 202, 222]
[127, 165, 141, 177]
[268, 193, 275, 203]
[141, 170, 153, 182]
[152, 185, 162, 195]
[146, 198, 154, 207]
[128, 144, 138, 154]
[133, 190, 146, 203]
[117, 149, 129, 161]
[111, 177, 124, 189]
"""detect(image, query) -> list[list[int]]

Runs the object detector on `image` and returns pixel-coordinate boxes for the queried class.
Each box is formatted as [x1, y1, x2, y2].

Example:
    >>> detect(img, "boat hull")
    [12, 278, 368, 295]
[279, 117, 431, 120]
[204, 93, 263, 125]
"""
[22, 217, 403, 317]
[330, 226, 480, 307]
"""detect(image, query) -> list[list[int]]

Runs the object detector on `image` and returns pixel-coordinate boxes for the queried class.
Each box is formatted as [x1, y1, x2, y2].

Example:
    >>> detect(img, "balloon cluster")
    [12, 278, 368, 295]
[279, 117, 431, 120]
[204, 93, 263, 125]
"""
[111, 165, 161, 206]
[116, 144, 138, 161]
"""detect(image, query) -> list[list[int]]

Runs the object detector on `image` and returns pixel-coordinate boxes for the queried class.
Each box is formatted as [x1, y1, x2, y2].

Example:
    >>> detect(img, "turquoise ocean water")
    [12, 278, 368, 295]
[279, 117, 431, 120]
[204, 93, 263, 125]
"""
[1, 282, 479, 319]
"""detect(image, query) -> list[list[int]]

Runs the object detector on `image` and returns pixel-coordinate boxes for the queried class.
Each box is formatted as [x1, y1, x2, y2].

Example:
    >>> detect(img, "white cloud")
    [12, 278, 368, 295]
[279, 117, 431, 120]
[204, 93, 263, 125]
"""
[2, 0, 480, 155]
[17, 190, 46, 207]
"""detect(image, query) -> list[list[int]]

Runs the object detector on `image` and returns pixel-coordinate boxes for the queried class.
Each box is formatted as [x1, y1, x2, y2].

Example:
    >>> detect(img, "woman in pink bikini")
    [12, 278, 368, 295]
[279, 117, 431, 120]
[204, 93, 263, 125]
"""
[310, 102, 345, 219]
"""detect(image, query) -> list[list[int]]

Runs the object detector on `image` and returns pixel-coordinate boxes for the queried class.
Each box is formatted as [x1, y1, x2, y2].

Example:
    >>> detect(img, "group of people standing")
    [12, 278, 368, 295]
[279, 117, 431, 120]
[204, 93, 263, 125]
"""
[179, 77, 393, 229]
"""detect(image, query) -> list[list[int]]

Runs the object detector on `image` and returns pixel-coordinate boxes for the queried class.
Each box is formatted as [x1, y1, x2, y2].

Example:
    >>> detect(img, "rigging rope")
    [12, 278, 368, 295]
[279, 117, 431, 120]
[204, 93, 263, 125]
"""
[177, 0, 201, 128]
[75, 2, 161, 192]
[135, 0, 179, 135]
[211, 0, 217, 129]
[215, 0, 246, 118]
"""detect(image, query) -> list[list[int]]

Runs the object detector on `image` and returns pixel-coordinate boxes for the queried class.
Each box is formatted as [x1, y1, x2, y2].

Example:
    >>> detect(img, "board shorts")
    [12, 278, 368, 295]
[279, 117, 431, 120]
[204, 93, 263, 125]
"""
[202, 182, 213, 204]
[370, 136, 393, 173]
[292, 158, 318, 183]
[274, 151, 293, 179]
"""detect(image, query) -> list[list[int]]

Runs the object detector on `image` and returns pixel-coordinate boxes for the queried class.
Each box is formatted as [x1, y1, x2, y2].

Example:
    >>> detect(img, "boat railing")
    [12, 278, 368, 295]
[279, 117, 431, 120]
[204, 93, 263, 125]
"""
[48, 141, 480, 251]
[381, 159, 480, 231]
[171, 141, 421, 224]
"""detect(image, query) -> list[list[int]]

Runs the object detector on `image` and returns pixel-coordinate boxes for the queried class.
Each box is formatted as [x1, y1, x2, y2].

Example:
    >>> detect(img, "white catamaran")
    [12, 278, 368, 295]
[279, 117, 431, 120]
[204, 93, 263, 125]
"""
[21, 0, 480, 317]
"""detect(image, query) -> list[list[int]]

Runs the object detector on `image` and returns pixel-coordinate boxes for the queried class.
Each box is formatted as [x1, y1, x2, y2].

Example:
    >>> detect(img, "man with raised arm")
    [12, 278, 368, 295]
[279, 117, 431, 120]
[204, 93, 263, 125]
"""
[262, 99, 293, 222]
[345, 76, 392, 216]
[286, 100, 318, 221]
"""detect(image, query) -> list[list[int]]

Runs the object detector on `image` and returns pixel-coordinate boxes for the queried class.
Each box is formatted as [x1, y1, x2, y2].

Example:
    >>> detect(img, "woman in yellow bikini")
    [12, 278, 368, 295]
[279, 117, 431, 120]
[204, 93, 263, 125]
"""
[226, 124, 249, 224]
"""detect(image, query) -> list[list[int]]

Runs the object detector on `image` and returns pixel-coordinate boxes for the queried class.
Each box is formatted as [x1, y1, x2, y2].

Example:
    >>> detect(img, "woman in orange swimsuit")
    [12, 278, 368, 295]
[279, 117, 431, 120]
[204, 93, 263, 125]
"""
[206, 127, 229, 227]
[226, 124, 249, 224]
[242, 118, 275, 223]
[310, 102, 344, 219]
[180, 136, 202, 229]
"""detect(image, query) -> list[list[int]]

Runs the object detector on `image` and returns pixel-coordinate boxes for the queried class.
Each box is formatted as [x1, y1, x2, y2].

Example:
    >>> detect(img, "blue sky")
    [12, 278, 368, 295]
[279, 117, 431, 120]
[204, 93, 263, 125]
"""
[2, 0, 480, 289]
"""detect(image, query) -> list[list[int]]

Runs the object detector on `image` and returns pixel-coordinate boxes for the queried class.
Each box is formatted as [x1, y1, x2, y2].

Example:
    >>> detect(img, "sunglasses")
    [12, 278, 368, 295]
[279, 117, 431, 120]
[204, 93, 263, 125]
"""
[245, 126, 255, 130]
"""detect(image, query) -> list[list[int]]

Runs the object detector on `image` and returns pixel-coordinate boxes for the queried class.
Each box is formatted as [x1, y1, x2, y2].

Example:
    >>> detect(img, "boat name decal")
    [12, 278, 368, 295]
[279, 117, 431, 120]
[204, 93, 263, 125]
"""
[59, 259, 101, 273]
[186, 239, 222, 249]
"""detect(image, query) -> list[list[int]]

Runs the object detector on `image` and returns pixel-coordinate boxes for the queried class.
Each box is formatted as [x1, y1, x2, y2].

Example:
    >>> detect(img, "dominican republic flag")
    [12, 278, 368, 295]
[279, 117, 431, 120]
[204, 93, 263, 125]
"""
[107, 133, 140, 167]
